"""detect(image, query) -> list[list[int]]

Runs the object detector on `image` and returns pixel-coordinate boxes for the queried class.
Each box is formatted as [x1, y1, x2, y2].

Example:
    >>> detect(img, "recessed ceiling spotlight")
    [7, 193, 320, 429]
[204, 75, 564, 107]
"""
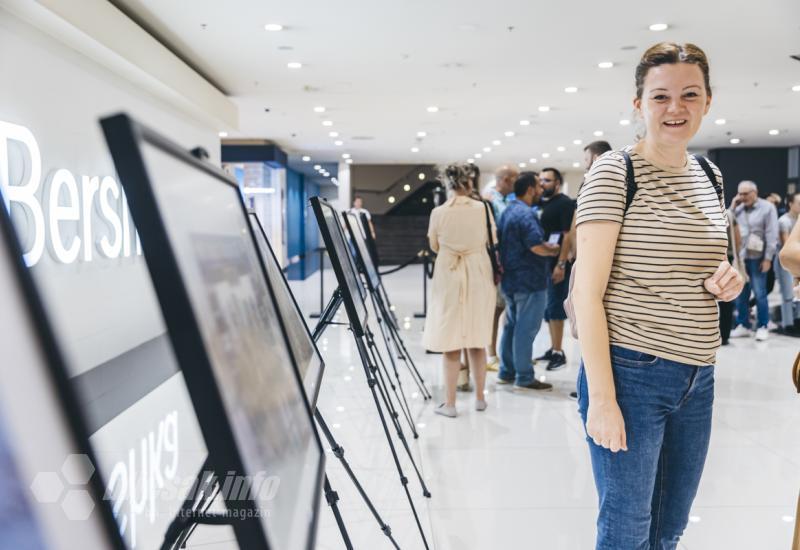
[504, 131, 515, 137]
[492, 140, 502, 146]
[302, 156, 311, 162]
[573, 162, 581, 168]
[769, 129, 780, 135]
[287, 61, 302, 69]
[557, 146, 566, 152]
[564, 86, 579, 93]
[388, 196, 396, 204]
[417, 131, 427, 137]
[520, 119, 531, 126]
[483, 147, 492, 152]
[593, 130, 604, 136]
[598, 61, 614, 69]
[264, 23, 284, 32]
[518, 162, 527, 168]
[474, 153, 483, 159]
[403, 184, 411, 192]
[342, 153, 351, 159]
[427, 106, 439, 113]
[730, 138, 741, 144]
[467, 158, 475, 163]
[411, 147, 420, 153]
[793, 84, 800, 92]
[218, 131, 228, 138]
[649, 23, 669, 31]
[573, 139, 583, 145]
[538, 105, 551, 112]
[334, 140, 344, 146]
[714, 118, 726, 125]
[346, 159, 353, 164]
[620, 119, 631, 126]
[313, 164, 322, 170]
[314, 106, 326, 113]
[542, 153, 551, 158]
[418, 173, 426, 180]
[329, 131, 339, 137]
[529, 158, 538, 163]
[322, 120, 333, 126]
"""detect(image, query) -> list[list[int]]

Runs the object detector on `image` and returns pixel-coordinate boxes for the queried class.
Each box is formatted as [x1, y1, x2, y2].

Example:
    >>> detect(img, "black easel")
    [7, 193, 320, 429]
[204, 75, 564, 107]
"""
[414, 252, 431, 319]
[310, 247, 327, 318]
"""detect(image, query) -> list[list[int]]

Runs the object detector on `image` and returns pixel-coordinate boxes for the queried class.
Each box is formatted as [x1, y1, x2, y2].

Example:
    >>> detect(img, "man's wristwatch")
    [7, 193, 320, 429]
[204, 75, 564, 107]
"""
[556, 261, 567, 269]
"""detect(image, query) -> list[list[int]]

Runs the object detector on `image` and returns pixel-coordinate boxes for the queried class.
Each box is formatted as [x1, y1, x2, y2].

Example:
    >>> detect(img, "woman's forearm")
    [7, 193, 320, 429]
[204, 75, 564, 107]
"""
[573, 292, 616, 403]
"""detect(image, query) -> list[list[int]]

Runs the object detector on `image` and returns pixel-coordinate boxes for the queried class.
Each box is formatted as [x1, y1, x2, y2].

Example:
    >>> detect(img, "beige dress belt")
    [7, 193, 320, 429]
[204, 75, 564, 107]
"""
[440, 244, 485, 338]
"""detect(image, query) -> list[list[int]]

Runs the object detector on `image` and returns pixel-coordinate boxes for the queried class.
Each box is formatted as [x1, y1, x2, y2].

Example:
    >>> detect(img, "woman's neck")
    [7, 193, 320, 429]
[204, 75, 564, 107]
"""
[453, 188, 469, 197]
[635, 138, 688, 169]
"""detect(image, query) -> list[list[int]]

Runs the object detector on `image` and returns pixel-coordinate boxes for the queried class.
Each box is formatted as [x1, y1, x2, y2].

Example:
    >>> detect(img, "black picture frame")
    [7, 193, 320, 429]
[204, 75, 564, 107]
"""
[0, 189, 128, 550]
[247, 211, 325, 409]
[100, 113, 324, 550]
[310, 197, 368, 336]
[342, 211, 380, 292]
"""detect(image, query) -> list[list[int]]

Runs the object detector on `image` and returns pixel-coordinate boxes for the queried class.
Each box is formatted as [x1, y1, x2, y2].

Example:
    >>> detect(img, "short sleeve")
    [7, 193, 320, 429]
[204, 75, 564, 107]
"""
[576, 152, 627, 226]
[521, 212, 544, 250]
[561, 198, 577, 231]
[427, 207, 440, 252]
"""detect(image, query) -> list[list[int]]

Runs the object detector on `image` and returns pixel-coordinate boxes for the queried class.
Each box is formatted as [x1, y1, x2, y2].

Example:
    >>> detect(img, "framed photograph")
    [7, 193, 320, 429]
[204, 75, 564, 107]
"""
[342, 211, 381, 292]
[0, 190, 127, 550]
[101, 114, 324, 550]
[248, 211, 325, 409]
[310, 197, 368, 336]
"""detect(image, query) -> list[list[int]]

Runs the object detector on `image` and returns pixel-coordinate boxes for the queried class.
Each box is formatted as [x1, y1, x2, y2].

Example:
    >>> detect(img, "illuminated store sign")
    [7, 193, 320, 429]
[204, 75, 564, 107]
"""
[0, 120, 141, 266]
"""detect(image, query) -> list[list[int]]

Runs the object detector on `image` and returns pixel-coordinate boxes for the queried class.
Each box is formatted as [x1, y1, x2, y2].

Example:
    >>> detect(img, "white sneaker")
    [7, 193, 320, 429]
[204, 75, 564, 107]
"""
[434, 404, 457, 418]
[729, 325, 752, 338]
[755, 327, 769, 341]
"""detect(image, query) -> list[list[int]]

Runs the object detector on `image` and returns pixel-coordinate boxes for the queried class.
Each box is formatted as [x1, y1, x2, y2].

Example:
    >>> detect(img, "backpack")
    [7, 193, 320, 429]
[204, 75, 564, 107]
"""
[564, 151, 722, 339]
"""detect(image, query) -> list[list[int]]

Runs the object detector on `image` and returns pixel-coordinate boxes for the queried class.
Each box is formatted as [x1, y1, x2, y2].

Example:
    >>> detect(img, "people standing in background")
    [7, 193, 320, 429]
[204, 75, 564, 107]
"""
[767, 192, 787, 217]
[423, 164, 496, 416]
[349, 195, 376, 239]
[496, 172, 559, 390]
[534, 167, 575, 372]
[720, 209, 745, 344]
[729, 181, 779, 341]
[483, 166, 520, 374]
[776, 193, 800, 335]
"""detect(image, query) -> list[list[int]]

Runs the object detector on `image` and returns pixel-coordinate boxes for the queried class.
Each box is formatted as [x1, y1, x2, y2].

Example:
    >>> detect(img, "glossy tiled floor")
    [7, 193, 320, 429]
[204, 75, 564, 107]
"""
[292, 264, 799, 550]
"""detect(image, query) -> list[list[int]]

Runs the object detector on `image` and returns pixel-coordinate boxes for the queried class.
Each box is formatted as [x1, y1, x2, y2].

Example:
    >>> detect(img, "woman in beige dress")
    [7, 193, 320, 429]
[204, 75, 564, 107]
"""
[423, 163, 496, 417]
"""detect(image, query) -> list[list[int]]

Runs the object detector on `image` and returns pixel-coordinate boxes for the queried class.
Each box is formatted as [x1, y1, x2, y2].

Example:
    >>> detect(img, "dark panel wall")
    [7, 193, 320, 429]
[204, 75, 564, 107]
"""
[707, 147, 790, 204]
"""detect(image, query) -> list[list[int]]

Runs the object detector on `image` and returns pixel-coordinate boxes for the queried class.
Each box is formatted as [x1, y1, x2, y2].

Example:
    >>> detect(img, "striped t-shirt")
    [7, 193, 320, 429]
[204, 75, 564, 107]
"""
[576, 148, 727, 366]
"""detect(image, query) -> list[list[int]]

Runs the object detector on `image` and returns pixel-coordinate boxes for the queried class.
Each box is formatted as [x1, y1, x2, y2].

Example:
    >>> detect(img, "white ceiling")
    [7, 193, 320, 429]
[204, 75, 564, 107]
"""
[115, 0, 800, 174]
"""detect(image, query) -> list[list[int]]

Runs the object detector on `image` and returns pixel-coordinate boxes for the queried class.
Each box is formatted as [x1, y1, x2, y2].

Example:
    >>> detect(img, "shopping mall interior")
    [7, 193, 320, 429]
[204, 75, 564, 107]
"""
[0, 1, 798, 549]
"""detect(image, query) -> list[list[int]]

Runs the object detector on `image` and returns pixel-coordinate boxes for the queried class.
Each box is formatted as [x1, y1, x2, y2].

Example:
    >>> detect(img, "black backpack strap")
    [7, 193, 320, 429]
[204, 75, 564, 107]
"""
[621, 150, 637, 213]
[694, 154, 723, 204]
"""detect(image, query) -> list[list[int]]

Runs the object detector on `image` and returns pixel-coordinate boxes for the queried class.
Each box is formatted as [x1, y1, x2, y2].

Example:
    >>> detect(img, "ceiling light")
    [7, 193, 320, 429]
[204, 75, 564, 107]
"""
[388, 196, 396, 204]
[218, 131, 228, 138]
[529, 158, 537, 163]
[313, 164, 321, 170]
[518, 162, 527, 168]
[649, 23, 669, 31]
[411, 147, 420, 153]
[593, 130, 604, 137]
[542, 153, 551, 158]
[264, 23, 284, 32]
[417, 131, 427, 137]
[573, 162, 581, 168]
[302, 156, 311, 162]
[620, 119, 631, 126]
[403, 184, 411, 191]
[504, 131, 515, 137]
[520, 119, 531, 126]
[329, 131, 339, 137]
[346, 159, 353, 164]
[334, 140, 343, 146]
[342, 153, 351, 159]
[564, 86, 579, 93]
[426, 106, 439, 113]
[322, 120, 333, 126]
[418, 173, 425, 180]
[467, 158, 475, 163]
[573, 139, 583, 145]
[769, 129, 780, 135]
[714, 118, 726, 125]
[538, 105, 550, 112]
[730, 138, 741, 144]
[314, 106, 326, 113]
[287, 61, 302, 69]
[793, 85, 800, 92]
[483, 147, 491, 152]
[598, 61, 614, 69]
[474, 153, 482, 159]
[492, 140, 502, 146]
[557, 146, 566, 152]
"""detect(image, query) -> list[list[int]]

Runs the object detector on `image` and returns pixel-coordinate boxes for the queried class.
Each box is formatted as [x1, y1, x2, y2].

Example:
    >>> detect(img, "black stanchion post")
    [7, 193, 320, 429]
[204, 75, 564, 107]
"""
[414, 252, 428, 318]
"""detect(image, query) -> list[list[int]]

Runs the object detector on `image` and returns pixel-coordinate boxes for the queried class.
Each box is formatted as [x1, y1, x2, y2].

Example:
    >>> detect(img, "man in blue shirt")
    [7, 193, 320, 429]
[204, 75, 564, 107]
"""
[497, 172, 560, 390]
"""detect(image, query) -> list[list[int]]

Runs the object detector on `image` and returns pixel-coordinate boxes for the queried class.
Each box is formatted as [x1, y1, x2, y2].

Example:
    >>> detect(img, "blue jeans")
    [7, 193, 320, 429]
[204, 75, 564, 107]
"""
[577, 346, 714, 550]
[736, 258, 769, 329]
[499, 290, 546, 385]
[775, 252, 798, 328]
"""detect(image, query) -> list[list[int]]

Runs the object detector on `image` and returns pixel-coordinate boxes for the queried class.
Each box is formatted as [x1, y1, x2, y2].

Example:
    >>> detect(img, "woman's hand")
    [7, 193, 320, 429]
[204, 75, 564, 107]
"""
[704, 260, 745, 302]
[586, 399, 628, 453]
